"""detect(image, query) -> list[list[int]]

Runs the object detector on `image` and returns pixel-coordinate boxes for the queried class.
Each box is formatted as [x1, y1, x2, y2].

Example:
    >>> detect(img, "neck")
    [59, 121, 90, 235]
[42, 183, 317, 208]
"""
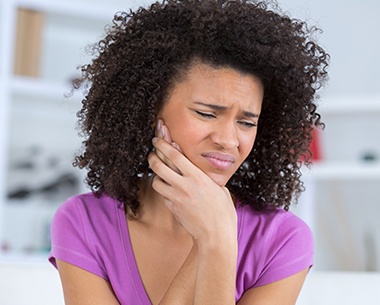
[132, 175, 186, 234]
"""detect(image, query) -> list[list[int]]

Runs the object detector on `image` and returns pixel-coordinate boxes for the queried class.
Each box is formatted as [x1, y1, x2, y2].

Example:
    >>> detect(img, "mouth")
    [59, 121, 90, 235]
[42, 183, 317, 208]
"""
[201, 152, 235, 170]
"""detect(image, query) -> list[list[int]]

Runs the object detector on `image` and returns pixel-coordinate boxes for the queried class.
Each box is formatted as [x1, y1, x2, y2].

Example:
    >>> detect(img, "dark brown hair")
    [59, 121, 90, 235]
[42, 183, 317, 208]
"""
[73, 0, 329, 214]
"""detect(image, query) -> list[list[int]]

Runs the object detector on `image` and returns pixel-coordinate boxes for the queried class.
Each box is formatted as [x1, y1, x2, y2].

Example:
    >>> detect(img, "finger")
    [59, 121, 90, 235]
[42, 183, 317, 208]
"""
[155, 119, 163, 137]
[171, 141, 183, 153]
[162, 125, 173, 143]
[158, 121, 183, 154]
[150, 168, 179, 200]
[157, 121, 180, 151]
[152, 137, 203, 177]
[162, 198, 176, 216]
[151, 175, 190, 218]
[154, 120, 180, 171]
[154, 119, 165, 157]
[160, 125, 181, 173]
[148, 150, 183, 184]
[155, 121, 179, 172]
[155, 120, 172, 144]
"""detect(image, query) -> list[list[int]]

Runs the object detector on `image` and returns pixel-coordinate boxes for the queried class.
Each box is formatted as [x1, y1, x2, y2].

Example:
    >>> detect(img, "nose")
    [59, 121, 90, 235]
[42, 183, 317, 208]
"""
[210, 121, 239, 150]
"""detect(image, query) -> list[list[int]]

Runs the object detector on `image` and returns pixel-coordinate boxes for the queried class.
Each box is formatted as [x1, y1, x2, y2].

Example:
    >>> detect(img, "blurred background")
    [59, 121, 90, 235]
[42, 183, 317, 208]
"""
[0, 0, 379, 273]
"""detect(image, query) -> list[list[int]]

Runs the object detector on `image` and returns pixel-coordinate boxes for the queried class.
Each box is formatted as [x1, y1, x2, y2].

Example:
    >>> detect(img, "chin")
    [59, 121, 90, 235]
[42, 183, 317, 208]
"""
[207, 173, 232, 187]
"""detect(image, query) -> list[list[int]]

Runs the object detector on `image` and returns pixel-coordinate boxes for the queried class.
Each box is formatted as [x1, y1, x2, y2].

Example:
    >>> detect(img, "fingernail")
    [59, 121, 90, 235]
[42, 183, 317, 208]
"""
[152, 137, 158, 144]
[163, 125, 170, 142]
[160, 126, 166, 138]
[172, 142, 180, 151]
[156, 120, 162, 132]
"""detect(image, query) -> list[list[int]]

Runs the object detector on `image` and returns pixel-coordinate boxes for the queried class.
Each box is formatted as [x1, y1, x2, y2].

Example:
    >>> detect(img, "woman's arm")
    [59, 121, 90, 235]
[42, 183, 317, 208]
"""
[193, 237, 237, 305]
[237, 268, 309, 305]
[159, 239, 237, 305]
[149, 136, 237, 305]
[158, 243, 198, 305]
[152, 121, 236, 305]
[56, 259, 120, 305]
[151, 123, 308, 305]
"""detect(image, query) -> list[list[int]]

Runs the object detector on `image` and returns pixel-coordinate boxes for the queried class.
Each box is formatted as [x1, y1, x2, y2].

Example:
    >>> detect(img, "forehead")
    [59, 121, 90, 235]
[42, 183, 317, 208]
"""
[167, 62, 264, 110]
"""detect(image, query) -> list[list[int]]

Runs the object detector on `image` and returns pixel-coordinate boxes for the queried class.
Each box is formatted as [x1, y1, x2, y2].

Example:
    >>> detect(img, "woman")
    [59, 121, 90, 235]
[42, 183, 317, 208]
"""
[49, 0, 329, 304]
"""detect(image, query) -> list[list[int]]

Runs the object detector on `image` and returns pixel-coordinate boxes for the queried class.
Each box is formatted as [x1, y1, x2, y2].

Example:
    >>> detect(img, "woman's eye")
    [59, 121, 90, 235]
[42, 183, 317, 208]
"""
[196, 111, 216, 118]
[239, 121, 257, 128]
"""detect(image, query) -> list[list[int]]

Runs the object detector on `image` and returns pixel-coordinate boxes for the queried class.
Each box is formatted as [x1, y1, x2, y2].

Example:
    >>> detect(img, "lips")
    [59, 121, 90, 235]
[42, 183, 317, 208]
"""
[201, 152, 235, 170]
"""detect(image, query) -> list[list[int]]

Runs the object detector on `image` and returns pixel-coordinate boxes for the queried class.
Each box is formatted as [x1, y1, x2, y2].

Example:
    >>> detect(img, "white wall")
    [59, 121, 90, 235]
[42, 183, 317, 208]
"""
[279, 0, 380, 97]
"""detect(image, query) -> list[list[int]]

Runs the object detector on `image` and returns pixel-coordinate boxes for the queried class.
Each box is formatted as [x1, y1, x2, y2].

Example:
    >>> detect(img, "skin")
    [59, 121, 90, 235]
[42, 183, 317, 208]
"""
[56, 62, 309, 305]
[156, 62, 263, 187]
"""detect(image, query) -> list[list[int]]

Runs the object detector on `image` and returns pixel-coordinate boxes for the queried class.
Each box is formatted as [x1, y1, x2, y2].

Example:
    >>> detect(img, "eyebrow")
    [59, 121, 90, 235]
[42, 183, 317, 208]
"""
[194, 102, 259, 118]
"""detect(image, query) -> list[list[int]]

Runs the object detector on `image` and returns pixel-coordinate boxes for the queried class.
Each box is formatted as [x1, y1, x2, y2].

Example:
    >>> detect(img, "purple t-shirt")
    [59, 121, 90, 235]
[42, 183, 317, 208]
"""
[49, 192, 313, 303]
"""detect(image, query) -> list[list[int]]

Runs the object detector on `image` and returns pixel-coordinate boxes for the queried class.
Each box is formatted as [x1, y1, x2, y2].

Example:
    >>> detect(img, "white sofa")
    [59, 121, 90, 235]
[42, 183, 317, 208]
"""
[1, 261, 380, 305]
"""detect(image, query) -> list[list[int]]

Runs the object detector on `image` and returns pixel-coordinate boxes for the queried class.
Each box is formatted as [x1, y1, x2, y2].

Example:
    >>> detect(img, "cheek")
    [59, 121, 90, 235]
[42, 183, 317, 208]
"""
[170, 124, 204, 148]
[164, 115, 193, 143]
[240, 133, 257, 158]
[166, 119, 207, 156]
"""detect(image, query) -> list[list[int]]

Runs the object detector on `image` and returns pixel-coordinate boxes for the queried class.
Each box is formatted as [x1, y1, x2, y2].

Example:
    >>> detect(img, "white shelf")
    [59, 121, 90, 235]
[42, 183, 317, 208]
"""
[10, 83, 380, 116]
[319, 95, 380, 114]
[302, 162, 380, 180]
[10, 76, 82, 100]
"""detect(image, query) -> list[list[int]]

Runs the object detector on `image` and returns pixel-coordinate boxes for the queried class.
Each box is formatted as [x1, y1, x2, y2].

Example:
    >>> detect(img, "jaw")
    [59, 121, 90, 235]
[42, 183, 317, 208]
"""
[202, 168, 236, 187]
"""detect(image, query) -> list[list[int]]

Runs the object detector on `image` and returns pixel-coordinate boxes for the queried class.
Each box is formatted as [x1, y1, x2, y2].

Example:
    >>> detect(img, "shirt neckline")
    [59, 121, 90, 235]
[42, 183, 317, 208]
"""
[114, 197, 245, 305]
[115, 200, 153, 305]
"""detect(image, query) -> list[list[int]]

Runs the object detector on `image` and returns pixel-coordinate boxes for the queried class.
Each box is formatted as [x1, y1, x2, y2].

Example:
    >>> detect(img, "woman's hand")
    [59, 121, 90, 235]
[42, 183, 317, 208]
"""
[150, 120, 238, 305]
[154, 119, 182, 174]
[149, 120, 237, 246]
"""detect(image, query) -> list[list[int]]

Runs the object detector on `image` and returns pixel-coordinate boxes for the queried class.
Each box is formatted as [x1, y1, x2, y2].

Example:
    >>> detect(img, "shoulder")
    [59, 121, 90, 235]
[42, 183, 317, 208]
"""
[49, 192, 124, 279]
[235, 204, 313, 299]
[237, 204, 312, 244]
[50, 192, 124, 251]
[57, 191, 118, 210]
[54, 192, 121, 223]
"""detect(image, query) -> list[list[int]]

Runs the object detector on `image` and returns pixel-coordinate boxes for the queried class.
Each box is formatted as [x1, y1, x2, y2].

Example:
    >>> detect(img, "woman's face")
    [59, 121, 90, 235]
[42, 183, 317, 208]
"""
[157, 62, 264, 186]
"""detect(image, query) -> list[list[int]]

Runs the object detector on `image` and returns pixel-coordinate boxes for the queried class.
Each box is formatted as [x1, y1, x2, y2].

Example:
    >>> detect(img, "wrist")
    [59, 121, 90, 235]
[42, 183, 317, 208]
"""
[195, 233, 238, 260]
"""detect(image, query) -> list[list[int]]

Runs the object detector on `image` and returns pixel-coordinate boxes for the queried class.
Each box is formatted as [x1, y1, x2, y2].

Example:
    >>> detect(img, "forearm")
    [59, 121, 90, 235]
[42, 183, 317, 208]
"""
[194, 237, 237, 305]
[159, 243, 198, 305]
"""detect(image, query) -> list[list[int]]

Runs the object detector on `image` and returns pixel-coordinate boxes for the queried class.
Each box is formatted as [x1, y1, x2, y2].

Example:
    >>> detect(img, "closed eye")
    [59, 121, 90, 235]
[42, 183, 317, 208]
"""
[238, 121, 257, 128]
[195, 110, 216, 119]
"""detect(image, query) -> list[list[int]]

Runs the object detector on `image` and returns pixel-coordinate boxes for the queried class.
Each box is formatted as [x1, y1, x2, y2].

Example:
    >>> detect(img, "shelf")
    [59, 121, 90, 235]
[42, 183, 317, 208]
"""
[10, 76, 83, 101]
[10, 85, 380, 116]
[302, 161, 380, 180]
[319, 95, 380, 114]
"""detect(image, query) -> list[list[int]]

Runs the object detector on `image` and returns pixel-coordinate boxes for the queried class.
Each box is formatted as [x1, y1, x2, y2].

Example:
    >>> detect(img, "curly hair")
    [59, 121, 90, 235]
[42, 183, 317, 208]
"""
[73, 0, 329, 214]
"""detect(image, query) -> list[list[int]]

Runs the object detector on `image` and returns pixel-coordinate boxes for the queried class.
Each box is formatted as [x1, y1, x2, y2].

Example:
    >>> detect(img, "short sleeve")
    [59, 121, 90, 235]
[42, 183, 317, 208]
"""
[255, 214, 314, 287]
[49, 196, 108, 280]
